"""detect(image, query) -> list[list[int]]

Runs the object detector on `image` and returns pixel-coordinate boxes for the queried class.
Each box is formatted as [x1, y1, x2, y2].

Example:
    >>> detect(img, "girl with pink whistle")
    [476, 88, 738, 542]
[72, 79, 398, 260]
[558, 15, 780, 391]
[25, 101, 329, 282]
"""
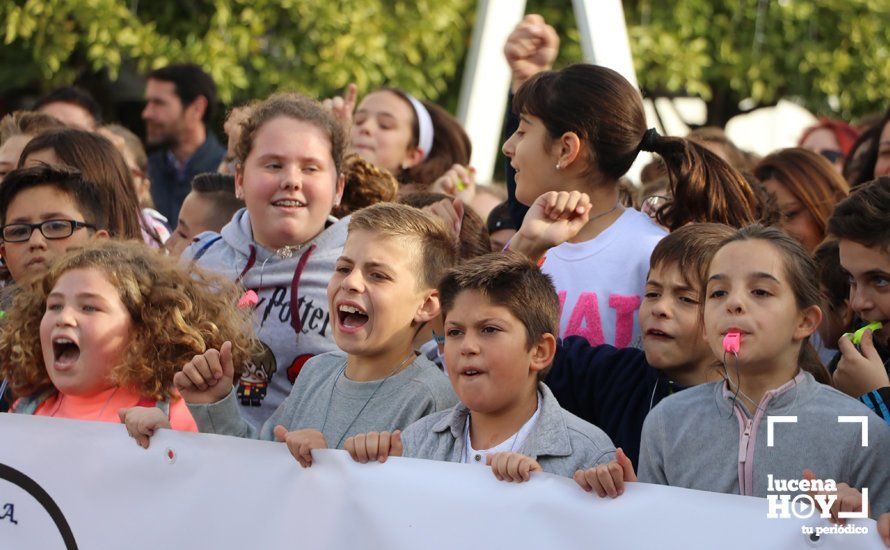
[573, 226, 890, 522]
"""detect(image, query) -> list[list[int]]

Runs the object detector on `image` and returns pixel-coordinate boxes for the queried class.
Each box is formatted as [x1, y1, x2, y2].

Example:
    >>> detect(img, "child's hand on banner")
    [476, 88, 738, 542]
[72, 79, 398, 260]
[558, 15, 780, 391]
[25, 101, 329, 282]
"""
[345, 430, 403, 463]
[487, 452, 542, 482]
[574, 447, 636, 498]
[878, 512, 889, 547]
[801, 469, 863, 526]
[119, 406, 171, 449]
[273, 427, 328, 468]
[174, 341, 237, 405]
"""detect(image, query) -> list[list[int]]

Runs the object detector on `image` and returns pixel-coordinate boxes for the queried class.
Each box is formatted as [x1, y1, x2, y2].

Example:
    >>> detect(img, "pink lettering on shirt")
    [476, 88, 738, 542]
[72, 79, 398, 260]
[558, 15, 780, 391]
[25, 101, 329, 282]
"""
[564, 292, 605, 346]
[610, 294, 642, 348]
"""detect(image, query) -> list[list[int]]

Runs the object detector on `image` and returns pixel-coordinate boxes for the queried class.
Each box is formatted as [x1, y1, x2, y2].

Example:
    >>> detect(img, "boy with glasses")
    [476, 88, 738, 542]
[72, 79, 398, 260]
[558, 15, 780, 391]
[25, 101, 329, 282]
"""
[0, 165, 109, 286]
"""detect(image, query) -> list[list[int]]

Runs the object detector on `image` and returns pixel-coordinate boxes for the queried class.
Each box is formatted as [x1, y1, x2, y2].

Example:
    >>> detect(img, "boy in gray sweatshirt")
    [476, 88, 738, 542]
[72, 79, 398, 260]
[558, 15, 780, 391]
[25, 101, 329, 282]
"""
[158, 204, 460, 460]
[182, 208, 348, 429]
[345, 252, 616, 480]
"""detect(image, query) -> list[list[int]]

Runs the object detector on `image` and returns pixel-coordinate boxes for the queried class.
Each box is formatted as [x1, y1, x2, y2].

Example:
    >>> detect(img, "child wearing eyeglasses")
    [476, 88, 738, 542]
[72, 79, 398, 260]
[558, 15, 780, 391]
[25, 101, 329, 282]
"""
[0, 165, 113, 286]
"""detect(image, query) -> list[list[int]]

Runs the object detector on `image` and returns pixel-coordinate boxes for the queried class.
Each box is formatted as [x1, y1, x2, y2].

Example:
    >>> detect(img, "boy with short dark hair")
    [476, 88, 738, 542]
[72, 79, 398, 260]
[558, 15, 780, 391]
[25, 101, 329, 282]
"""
[346, 251, 617, 482]
[124, 203, 460, 465]
[0, 165, 109, 285]
[827, 176, 890, 424]
[165, 173, 244, 256]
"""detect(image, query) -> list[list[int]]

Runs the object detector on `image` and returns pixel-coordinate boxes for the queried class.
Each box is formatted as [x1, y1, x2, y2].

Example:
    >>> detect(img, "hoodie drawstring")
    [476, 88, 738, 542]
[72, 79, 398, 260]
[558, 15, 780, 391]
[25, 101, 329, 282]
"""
[236, 245, 258, 285]
[289, 244, 316, 334]
[236, 243, 316, 335]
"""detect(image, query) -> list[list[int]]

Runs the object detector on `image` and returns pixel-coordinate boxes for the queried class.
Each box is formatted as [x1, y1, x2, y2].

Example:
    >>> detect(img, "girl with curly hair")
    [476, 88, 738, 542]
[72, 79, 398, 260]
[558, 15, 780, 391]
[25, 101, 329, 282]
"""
[0, 239, 256, 439]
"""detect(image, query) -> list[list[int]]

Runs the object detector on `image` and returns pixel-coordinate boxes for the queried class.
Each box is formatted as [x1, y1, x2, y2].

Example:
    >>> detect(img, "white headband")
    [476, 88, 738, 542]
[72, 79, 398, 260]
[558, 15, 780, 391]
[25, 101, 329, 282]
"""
[405, 94, 434, 161]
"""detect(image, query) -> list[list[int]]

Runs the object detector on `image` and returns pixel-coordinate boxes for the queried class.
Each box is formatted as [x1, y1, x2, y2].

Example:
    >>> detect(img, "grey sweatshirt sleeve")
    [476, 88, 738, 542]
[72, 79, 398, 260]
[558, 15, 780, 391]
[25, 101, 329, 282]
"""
[846, 414, 890, 517]
[637, 406, 668, 485]
[186, 389, 259, 439]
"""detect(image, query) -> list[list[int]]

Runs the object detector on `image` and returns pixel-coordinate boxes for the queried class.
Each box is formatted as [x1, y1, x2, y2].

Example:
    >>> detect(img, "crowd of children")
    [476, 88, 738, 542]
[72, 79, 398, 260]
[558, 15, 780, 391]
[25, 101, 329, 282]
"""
[0, 12, 889, 545]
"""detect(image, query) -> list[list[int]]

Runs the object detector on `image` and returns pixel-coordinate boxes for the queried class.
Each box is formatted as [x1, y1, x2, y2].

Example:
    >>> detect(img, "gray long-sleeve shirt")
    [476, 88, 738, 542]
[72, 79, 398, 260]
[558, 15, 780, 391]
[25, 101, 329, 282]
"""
[639, 371, 890, 517]
[400, 383, 617, 478]
[187, 351, 457, 448]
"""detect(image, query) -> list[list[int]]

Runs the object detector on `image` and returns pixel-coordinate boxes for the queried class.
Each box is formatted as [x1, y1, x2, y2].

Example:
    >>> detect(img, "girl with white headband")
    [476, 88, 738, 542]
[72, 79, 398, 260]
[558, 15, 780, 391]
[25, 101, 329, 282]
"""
[338, 87, 472, 188]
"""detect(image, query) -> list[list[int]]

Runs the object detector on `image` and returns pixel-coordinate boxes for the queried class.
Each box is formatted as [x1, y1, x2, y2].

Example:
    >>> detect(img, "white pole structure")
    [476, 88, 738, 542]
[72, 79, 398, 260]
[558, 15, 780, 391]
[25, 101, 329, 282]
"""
[572, 0, 638, 89]
[574, 0, 652, 182]
[456, 0, 527, 184]
[457, 0, 642, 183]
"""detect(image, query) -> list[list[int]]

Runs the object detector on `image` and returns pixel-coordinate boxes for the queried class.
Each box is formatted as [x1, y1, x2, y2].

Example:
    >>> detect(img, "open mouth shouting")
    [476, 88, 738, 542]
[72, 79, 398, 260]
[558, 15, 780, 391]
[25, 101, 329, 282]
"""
[336, 303, 370, 333]
[51, 336, 81, 370]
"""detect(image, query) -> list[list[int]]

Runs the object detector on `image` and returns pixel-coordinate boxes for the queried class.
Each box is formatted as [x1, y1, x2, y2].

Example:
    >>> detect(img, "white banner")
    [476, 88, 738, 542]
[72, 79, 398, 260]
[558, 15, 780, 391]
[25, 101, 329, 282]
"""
[0, 414, 882, 549]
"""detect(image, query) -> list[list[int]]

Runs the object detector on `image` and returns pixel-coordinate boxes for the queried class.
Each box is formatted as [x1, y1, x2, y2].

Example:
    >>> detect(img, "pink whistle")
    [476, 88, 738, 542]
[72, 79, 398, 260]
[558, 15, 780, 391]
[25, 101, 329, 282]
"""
[237, 290, 259, 309]
[723, 331, 741, 354]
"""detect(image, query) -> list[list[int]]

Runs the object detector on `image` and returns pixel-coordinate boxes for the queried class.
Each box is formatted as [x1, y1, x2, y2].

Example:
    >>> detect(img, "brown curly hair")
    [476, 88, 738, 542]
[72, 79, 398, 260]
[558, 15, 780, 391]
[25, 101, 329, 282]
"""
[333, 154, 399, 217]
[0, 240, 258, 401]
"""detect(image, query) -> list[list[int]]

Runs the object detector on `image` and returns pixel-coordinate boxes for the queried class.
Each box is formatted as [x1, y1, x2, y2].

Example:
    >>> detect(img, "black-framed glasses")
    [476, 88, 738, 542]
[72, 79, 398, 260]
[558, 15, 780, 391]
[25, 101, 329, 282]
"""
[1, 219, 96, 243]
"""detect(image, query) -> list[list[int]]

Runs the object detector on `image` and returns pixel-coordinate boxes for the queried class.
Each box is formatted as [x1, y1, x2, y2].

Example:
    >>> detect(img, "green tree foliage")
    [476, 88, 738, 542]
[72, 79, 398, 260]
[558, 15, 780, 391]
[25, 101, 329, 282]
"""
[0, 0, 474, 104]
[625, 0, 890, 124]
[531, 0, 889, 125]
[631, 0, 889, 124]
[1, 0, 886, 127]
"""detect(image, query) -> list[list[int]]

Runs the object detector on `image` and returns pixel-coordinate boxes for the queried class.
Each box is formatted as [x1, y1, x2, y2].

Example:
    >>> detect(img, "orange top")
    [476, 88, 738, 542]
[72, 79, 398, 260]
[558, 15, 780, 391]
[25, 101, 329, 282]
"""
[31, 386, 198, 432]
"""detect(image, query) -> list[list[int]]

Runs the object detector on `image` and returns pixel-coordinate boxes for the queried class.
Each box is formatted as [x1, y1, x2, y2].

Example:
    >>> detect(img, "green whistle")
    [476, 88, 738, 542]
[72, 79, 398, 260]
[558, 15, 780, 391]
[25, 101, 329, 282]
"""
[844, 321, 883, 345]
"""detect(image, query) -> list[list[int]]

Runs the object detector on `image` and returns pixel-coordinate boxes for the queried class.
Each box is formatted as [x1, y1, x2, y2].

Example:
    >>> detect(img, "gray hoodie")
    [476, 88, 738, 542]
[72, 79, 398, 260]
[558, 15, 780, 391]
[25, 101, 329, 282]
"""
[183, 208, 347, 428]
[400, 383, 617, 478]
[639, 371, 890, 516]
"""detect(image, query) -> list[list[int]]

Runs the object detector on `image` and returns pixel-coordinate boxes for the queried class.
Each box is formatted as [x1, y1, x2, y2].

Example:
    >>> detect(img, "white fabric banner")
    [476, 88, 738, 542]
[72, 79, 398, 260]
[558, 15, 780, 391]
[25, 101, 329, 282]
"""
[0, 414, 882, 549]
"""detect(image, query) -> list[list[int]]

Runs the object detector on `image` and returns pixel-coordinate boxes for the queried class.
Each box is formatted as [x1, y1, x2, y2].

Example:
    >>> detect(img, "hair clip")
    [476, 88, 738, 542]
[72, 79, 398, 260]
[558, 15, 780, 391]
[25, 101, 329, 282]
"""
[723, 331, 741, 355]
[843, 321, 883, 345]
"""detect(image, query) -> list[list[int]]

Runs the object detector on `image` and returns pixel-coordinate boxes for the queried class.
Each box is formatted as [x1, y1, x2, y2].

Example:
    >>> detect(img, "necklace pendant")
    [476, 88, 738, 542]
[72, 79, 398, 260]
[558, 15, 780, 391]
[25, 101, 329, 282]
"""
[275, 244, 303, 259]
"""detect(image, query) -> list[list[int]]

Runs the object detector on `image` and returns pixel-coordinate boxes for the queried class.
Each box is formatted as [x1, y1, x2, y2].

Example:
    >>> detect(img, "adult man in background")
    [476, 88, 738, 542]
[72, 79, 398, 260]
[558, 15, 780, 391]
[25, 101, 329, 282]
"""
[142, 63, 225, 223]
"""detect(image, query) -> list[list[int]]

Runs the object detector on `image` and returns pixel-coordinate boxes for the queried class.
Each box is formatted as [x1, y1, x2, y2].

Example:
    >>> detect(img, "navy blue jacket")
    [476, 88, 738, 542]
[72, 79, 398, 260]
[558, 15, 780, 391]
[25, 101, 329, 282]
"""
[148, 132, 225, 223]
[544, 336, 686, 469]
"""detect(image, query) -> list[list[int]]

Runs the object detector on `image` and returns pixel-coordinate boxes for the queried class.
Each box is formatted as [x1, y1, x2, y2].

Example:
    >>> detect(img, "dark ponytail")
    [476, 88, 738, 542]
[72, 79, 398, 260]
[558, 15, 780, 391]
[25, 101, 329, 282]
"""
[644, 133, 760, 230]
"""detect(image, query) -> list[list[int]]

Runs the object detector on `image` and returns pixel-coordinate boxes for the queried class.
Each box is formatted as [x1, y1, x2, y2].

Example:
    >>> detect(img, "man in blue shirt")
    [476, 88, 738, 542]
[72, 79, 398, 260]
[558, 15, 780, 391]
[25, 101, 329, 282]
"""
[143, 63, 225, 223]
